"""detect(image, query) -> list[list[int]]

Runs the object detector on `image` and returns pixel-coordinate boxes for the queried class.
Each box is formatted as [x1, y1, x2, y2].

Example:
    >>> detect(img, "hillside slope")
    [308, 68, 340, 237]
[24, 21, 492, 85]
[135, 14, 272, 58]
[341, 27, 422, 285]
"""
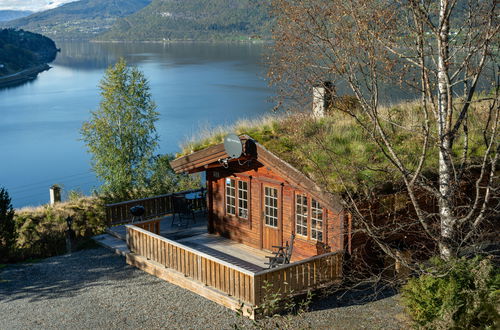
[0, 29, 57, 75]
[98, 0, 272, 41]
[0, 10, 33, 22]
[1, 0, 151, 40]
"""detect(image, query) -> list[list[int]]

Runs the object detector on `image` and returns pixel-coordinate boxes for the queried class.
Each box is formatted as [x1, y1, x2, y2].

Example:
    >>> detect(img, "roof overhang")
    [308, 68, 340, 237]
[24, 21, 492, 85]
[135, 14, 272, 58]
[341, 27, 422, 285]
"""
[170, 136, 255, 174]
[170, 135, 343, 212]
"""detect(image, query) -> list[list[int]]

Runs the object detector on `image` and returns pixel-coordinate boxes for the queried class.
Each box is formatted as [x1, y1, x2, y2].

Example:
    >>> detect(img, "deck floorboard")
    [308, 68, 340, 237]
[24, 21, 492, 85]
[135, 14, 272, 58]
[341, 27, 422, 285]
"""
[106, 213, 268, 272]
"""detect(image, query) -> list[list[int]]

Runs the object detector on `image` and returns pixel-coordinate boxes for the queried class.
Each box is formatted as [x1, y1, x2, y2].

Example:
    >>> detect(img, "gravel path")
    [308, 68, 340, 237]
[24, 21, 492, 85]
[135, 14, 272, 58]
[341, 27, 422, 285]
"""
[0, 247, 407, 329]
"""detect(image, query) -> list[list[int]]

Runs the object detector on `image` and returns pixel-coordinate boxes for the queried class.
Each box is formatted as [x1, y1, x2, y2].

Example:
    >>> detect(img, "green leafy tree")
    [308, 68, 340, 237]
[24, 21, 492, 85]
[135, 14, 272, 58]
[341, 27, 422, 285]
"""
[81, 58, 159, 200]
[147, 154, 201, 196]
[0, 187, 15, 262]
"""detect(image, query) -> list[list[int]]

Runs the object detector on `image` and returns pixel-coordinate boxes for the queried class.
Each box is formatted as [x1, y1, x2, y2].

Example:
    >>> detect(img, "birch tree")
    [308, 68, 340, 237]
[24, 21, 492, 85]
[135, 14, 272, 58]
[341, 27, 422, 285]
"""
[269, 0, 499, 260]
[81, 58, 159, 199]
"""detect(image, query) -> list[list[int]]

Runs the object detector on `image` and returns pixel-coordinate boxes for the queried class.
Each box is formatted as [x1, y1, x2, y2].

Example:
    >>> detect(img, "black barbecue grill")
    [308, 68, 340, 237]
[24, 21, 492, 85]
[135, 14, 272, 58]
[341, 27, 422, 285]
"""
[130, 205, 145, 223]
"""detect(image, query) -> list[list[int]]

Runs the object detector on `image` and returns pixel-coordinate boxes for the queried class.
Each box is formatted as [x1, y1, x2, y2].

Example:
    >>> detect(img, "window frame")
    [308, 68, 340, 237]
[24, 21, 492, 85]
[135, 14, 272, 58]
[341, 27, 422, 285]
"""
[224, 176, 250, 220]
[310, 198, 324, 242]
[237, 180, 249, 219]
[264, 185, 279, 228]
[293, 191, 326, 243]
[295, 193, 308, 238]
[225, 178, 236, 216]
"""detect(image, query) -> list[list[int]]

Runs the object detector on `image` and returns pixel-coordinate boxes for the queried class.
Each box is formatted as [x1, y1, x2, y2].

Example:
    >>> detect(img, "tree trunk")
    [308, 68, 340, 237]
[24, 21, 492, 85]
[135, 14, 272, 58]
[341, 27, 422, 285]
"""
[437, 0, 455, 260]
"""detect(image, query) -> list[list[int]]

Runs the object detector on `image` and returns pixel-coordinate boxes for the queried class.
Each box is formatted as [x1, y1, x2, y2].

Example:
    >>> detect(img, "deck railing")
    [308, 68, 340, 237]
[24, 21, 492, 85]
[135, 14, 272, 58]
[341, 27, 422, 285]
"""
[133, 218, 162, 235]
[106, 188, 205, 225]
[126, 225, 342, 307]
[126, 225, 256, 304]
[253, 251, 343, 301]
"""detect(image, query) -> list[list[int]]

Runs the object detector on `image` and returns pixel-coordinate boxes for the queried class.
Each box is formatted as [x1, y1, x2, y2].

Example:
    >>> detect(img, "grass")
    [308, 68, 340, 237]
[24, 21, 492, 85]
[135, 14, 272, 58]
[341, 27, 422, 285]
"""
[180, 115, 282, 155]
[9, 196, 107, 263]
[179, 98, 494, 193]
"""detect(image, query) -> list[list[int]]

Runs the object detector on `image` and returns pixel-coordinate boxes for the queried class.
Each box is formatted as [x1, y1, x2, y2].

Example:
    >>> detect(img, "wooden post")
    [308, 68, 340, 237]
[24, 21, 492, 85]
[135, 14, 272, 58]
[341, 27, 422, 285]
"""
[65, 230, 72, 254]
[207, 174, 215, 234]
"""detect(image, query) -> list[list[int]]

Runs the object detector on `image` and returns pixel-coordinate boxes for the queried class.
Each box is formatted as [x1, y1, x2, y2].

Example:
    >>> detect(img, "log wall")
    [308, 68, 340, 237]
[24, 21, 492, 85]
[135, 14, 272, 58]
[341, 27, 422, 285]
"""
[207, 164, 346, 261]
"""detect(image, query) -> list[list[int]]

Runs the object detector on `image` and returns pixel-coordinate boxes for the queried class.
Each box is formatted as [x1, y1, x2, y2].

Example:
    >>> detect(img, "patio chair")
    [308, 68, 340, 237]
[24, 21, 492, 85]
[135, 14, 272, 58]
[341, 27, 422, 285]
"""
[171, 195, 196, 227]
[199, 188, 208, 214]
[184, 188, 207, 214]
[265, 233, 295, 269]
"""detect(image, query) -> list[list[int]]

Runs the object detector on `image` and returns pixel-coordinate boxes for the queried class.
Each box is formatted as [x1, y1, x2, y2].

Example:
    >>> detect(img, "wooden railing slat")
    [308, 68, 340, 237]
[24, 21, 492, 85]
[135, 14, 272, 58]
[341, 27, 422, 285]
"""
[106, 188, 205, 225]
[126, 224, 342, 307]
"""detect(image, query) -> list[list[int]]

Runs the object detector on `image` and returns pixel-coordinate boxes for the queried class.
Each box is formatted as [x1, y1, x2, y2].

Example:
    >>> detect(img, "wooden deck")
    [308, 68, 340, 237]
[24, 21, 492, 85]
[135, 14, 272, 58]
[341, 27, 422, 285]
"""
[102, 189, 343, 319]
[124, 221, 342, 318]
[107, 213, 268, 272]
[101, 214, 342, 318]
[177, 233, 269, 271]
[107, 212, 206, 239]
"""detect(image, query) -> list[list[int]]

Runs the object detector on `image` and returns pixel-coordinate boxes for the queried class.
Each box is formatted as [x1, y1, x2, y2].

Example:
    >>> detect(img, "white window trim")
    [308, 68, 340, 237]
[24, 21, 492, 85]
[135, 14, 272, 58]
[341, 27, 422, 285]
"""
[264, 186, 278, 228]
[311, 199, 324, 242]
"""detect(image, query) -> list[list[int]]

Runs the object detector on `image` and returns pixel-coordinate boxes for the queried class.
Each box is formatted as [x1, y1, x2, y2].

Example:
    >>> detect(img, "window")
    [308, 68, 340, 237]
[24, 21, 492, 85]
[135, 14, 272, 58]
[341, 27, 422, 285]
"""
[295, 194, 308, 237]
[264, 186, 278, 227]
[225, 178, 249, 219]
[225, 178, 236, 215]
[238, 181, 248, 219]
[311, 199, 323, 241]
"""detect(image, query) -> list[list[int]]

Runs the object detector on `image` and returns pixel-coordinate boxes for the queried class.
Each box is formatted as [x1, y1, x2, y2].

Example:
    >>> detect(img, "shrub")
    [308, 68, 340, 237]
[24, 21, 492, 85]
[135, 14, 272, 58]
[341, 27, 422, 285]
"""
[98, 154, 201, 204]
[146, 154, 201, 197]
[0, 187, 15, 262]
[11, 196, 106, 261]
[401, 256, 500, 329]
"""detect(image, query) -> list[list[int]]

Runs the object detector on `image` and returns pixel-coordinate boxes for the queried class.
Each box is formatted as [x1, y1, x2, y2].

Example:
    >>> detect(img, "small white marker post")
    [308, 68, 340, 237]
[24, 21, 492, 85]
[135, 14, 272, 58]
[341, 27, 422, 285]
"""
[49, 184, 61, 205]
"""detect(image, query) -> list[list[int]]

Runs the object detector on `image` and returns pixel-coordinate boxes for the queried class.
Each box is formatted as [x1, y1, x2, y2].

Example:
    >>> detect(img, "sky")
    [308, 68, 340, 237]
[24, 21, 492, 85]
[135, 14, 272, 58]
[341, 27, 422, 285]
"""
[0, 0, 78, 11]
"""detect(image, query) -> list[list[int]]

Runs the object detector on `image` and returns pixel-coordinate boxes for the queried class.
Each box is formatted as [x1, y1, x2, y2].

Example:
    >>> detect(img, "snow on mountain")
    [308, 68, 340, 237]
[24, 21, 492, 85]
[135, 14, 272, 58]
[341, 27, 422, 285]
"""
[0, 0, 78, 12]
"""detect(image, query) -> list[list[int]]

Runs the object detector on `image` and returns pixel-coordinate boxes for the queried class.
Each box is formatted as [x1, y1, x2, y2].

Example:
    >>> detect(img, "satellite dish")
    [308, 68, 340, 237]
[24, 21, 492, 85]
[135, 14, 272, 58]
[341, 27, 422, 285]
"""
[224, 133, 243, 159]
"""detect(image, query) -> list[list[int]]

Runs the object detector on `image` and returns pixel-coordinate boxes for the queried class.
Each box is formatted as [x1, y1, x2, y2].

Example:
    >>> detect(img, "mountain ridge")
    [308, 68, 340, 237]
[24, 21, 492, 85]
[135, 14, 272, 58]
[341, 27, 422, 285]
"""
[96, 0, 272, 41]
[0, 10, 33, 22]
[1, 0, 151, 40]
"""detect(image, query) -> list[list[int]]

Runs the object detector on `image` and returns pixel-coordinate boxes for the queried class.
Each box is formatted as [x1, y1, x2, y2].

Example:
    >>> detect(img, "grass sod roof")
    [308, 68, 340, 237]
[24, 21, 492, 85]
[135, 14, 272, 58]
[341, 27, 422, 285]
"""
[178, 99, 492, 194]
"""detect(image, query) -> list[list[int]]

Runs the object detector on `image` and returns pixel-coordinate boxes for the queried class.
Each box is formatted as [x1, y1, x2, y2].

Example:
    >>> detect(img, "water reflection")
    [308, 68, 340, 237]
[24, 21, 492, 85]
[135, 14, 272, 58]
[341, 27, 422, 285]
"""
[53, 41, 268, 71]
[0, 41, 273, 208]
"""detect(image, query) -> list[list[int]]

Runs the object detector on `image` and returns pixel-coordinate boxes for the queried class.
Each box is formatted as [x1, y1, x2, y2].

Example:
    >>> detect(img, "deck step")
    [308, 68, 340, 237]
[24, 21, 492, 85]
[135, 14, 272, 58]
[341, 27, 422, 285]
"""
[92, 233, 130, 256]
[105, 227, 127, 241]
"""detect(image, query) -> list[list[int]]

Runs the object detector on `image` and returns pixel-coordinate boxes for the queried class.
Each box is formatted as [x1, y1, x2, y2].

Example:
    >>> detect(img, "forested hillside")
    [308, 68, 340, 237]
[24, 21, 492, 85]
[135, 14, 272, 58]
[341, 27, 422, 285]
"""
[1, 0, 151, 40]
[0, 10, 33, 22]
[0, 29, 57, 77]
[98, 0, 272, 41]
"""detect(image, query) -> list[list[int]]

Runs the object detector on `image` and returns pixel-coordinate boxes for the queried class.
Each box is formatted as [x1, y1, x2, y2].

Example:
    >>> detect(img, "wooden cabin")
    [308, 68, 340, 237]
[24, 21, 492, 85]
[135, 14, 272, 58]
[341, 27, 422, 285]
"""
[171, 135, 351, 262]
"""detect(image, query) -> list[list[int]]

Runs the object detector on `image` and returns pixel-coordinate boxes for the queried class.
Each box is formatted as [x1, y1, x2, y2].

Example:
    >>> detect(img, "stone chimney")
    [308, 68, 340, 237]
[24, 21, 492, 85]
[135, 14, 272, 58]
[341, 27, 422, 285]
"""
[312, 81, 334, 118]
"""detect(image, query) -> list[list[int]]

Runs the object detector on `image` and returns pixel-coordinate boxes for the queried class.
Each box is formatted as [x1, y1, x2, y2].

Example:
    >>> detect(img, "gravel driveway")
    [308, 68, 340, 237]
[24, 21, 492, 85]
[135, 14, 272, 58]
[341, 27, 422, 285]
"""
[0, 247, 407, 329]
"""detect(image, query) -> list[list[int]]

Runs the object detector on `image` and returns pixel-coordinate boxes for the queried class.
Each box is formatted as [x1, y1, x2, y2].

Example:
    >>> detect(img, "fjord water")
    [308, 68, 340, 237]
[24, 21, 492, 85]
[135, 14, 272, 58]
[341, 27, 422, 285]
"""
[0, 42, 274, 208]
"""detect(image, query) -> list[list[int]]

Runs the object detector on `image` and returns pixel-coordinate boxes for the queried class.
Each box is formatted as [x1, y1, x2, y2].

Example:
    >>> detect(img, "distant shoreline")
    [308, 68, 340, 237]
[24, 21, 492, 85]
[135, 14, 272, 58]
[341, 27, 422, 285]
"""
[0, 64, 51, 88]
[90, 39, 272, 45]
